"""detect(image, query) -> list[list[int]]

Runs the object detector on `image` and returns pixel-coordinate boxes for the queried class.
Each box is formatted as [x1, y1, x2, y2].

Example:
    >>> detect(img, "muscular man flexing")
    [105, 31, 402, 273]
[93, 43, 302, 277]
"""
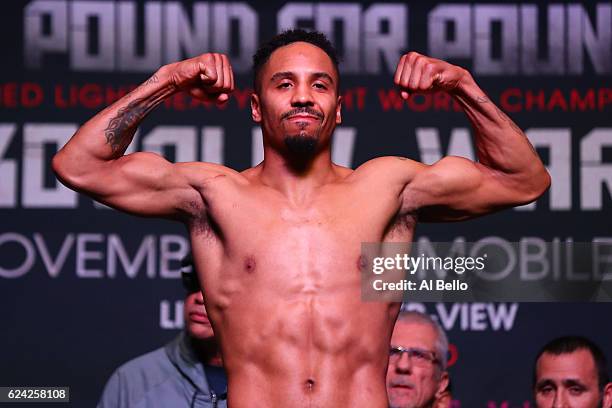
[53, 30, 550, 407]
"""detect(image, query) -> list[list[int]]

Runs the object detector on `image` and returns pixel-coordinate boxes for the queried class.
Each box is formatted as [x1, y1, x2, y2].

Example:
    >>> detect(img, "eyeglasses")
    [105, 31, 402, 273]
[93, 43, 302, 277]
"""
[389, 346, 439, 367]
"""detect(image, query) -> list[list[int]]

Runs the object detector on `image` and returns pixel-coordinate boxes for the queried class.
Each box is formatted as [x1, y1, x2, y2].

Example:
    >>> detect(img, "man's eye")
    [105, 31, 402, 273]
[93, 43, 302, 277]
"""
[279, 82, 292, 88]
[538, 386, 553, 395]
[569, 386, 585, 395]
[314, 83, 327, 89]
[410, 350, 428, 360]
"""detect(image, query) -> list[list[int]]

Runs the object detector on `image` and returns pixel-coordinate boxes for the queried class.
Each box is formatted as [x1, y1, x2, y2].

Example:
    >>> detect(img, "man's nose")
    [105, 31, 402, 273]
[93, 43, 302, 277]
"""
[291, 83, 314, 106]
[194, 291, 205, 304]
[394, 352, 413, 373]
[552, 390, 568, 408]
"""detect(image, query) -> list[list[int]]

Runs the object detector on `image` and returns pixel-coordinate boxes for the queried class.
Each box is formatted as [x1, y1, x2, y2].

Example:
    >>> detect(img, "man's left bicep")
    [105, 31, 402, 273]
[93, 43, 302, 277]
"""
[403, 156, 534, 221]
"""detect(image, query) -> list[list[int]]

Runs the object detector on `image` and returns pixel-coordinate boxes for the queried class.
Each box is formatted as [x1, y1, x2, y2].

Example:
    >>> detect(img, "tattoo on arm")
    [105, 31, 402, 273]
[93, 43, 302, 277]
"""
[141, 74, 159, 87]
[100, 71, 172, 156]
[104, 98, 154, 154]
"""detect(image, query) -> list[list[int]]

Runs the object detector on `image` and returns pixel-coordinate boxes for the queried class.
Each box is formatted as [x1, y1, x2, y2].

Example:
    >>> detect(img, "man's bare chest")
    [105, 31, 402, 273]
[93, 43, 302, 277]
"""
[191, 180, 414, 246]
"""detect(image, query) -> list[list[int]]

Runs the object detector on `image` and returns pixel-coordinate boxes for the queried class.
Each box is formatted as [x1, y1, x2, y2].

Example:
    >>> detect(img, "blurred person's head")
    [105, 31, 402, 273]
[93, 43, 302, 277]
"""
[387, 311, 450, 408]
[181, 253, 214, 341]
[533, 336, 612, 408]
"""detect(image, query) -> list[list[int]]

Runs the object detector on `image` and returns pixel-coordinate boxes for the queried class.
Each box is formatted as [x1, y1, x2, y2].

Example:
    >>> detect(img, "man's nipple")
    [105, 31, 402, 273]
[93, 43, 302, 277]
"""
[244, 256, 256, 274]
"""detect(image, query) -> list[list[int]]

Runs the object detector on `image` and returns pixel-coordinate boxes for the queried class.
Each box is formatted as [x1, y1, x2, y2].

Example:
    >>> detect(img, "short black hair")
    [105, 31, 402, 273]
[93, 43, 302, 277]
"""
[533, 336, 609, 391]
[252, 29, 340, 92]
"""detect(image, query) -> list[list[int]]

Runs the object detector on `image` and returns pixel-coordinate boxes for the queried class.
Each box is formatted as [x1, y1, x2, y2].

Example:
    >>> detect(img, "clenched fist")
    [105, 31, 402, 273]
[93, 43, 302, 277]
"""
[166, 53, 234, 104]
[393, 52, 469, 100]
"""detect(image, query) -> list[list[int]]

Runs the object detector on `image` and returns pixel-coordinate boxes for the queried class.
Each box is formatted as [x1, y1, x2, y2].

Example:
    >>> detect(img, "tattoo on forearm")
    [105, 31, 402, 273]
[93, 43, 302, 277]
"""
[476, 95, 538, 155]
[104, 98, 153, 154]
[142, 74, 159, 87]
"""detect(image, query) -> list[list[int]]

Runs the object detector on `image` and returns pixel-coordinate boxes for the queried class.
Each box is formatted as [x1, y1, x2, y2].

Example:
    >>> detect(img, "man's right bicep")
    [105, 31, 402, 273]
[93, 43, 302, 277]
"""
[79, 152, 203, 219]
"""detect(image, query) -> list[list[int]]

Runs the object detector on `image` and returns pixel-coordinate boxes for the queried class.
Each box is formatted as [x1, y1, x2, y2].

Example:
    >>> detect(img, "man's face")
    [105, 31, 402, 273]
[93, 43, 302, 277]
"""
[251, 41, 342, 157]
[387, 321, 448, 408]
[183, 290, 214, 340]
[534, 349, 611, 408]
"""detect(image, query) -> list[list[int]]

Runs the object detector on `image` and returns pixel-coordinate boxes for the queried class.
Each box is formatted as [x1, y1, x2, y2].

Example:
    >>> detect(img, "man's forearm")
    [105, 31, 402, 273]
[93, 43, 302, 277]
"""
[451, 73, 544, 178]
[54, 65, 176, 179]
[103, 71, 175, 156]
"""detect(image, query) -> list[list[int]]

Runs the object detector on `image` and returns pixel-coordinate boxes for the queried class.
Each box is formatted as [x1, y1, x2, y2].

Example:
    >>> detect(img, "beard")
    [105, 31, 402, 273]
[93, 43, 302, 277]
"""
[284, 130, 318, 156]
[280, 107, 324, 156]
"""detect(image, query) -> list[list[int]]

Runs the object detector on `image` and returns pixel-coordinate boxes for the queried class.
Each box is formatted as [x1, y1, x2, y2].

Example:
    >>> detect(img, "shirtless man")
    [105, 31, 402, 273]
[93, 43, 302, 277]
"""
[53, 29, 550, 407]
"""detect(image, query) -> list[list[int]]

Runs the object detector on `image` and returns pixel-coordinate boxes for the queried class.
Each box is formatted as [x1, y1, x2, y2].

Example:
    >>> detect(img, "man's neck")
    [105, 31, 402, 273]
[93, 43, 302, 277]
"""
[258, 146, 339, 204]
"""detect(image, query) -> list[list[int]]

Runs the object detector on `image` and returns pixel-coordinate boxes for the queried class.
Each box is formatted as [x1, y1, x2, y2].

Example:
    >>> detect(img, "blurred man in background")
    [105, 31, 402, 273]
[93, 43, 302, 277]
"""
[387, 310, 450, 408]
[98, 253, 227, 408]
[533, 336, 612, 408]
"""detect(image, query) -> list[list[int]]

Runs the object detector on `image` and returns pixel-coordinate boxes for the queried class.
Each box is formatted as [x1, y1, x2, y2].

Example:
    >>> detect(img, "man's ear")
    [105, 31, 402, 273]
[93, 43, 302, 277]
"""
[603, 382, 612, 408]
[335, 95, 342, 124]
[435, 371, 449, 397]
[251, 93, 261, 123]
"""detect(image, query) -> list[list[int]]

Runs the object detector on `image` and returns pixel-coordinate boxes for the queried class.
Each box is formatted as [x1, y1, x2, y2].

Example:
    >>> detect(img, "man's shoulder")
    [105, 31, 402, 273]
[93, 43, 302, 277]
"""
[97, 344, 181, 408]
[112, 346, 172, 379]
[349, 156, 425, 185]
[176, 161, 249, 189]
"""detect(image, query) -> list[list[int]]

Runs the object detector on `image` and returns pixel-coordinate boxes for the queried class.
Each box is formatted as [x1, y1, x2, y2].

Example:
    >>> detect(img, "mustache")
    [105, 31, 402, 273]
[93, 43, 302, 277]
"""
[281, 107, 324, 120]
[390, 378, 416, 388]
